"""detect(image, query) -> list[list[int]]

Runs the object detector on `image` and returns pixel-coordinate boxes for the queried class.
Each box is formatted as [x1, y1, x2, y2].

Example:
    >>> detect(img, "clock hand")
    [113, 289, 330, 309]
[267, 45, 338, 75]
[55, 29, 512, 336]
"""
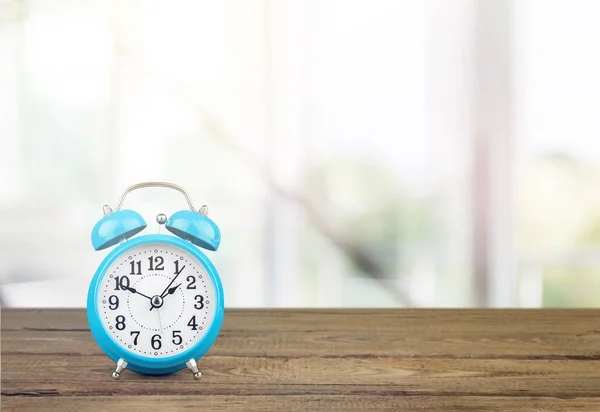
[163, 283, 182, 298]
[149, 283, 181, 312]
[158, 274, 181, 298]
[156, 308, 163, 334]
[122, 285, 153, 301]
[150, 266, 185, 311]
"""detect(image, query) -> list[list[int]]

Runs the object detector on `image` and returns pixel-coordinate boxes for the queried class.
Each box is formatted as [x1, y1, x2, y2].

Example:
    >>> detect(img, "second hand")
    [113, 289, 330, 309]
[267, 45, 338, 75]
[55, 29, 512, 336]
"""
[156, 308, 163, 334]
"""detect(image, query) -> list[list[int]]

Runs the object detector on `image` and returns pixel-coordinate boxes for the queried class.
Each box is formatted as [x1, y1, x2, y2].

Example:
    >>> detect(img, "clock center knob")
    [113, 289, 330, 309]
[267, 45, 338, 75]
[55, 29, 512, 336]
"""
[151, 295, 164, 309]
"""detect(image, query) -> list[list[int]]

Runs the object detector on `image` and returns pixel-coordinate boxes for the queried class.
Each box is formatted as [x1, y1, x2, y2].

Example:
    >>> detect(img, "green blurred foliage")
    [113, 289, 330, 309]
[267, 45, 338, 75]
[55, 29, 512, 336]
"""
[301, 155, 437, 279]
[518, 154, 600, 306]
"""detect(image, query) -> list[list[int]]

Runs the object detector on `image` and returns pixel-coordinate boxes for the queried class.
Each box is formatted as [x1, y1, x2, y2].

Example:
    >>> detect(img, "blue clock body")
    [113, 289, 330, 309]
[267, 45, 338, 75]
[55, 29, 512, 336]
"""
[86, 182, 223, 377]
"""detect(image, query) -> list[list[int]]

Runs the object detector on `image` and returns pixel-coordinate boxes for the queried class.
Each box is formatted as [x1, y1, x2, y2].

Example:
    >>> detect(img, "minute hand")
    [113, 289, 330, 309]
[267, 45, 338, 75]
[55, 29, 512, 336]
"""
[123, 285, 153, 301]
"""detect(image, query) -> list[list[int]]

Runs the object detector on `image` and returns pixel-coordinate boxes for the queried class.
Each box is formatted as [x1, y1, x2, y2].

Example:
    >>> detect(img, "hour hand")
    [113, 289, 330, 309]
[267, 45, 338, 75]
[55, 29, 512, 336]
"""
[150, 283, 181, 311]
[165, 283, 182, 297]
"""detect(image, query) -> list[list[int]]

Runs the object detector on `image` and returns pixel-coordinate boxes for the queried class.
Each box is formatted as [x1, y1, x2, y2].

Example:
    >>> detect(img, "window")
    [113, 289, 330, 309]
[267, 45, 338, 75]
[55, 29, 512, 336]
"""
[515, 0, 600, 307]
[2, 0, 595, 308]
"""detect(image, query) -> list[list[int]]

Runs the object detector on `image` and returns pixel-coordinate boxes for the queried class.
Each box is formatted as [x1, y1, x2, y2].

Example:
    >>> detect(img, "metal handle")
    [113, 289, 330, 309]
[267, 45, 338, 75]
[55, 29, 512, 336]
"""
[104, 182, 207, 215]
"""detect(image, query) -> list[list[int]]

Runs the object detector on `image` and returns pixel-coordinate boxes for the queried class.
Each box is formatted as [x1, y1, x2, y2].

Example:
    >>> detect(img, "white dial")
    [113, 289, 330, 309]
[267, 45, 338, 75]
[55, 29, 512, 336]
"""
[96, 243, 217, 358]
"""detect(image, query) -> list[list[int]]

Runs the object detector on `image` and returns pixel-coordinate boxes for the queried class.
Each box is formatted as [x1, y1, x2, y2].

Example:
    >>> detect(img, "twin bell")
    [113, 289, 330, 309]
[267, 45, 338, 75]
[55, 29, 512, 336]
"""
[90, 183, 221, 252]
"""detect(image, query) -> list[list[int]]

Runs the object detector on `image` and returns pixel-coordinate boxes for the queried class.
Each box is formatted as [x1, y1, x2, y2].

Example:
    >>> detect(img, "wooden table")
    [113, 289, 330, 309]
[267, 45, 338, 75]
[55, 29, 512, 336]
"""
[2, 309, 600, 411]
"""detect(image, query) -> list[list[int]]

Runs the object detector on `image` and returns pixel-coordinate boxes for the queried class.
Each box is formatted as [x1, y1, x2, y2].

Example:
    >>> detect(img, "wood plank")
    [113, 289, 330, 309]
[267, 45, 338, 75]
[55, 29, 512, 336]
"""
[4, 309, 600, 358]
[6, 308, 600, 334]
[2, 396, 600, 412]
[2, 354, 600, 397]
[3, 309, 600, 411]
[6, 328, 600, 359]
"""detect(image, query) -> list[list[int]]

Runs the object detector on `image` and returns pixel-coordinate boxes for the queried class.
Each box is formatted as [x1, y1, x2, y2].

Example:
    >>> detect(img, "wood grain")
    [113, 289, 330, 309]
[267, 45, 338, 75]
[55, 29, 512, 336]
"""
[3, 396, 600, 412]
[3, 309, 600, 411]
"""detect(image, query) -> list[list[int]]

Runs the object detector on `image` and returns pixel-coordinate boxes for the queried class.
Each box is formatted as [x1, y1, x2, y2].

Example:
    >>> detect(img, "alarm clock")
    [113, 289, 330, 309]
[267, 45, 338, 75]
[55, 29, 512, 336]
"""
[87, 182, 224, 380]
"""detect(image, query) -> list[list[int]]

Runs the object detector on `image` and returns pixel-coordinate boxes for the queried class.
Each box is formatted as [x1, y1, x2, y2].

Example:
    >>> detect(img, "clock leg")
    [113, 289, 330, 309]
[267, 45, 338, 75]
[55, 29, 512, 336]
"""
[111, 358, 128, 380]
[185, 358, 202, 380]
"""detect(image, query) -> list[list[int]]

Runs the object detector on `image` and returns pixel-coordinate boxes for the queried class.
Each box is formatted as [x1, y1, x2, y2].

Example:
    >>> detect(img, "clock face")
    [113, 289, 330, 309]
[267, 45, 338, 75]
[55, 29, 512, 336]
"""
[96, 243, 217, 358]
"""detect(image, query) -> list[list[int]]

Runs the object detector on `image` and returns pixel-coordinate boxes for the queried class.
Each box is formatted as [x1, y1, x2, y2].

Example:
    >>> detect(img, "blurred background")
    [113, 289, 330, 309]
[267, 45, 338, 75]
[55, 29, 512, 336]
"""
[1, 0, 600, 308]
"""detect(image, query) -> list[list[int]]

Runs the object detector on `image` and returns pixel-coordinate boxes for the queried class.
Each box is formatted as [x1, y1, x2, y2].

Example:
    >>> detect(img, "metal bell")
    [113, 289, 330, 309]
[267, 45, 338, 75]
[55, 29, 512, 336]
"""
[165, 210, 221, 251]
[91, 210, 147, 251]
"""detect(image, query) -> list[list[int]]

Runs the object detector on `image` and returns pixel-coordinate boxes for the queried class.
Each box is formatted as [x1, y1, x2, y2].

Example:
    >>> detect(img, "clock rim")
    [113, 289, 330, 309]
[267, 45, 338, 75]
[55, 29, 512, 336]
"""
[87, 234, 224, 375]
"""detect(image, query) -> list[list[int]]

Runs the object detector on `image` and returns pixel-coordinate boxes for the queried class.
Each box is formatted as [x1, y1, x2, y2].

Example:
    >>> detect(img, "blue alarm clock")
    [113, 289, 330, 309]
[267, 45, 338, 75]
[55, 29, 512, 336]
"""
[87, 182, 224, 380]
